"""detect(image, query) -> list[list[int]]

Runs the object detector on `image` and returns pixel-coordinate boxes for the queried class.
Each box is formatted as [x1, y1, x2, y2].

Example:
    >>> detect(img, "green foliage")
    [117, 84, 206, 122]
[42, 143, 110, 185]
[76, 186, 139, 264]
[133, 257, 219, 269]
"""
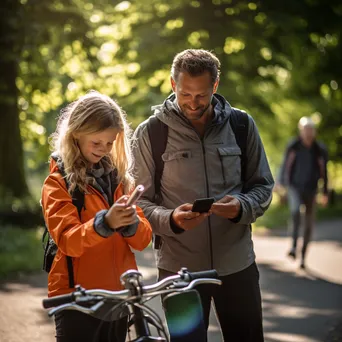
[1, 0, 342, 204]
[0, 226, 43, 279]
[112, 0, 342, 166]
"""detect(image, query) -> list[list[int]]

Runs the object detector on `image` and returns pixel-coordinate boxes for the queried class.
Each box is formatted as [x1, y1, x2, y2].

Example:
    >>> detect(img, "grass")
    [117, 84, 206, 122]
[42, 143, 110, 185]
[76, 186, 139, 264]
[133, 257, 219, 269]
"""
[0, 225, 44, 280]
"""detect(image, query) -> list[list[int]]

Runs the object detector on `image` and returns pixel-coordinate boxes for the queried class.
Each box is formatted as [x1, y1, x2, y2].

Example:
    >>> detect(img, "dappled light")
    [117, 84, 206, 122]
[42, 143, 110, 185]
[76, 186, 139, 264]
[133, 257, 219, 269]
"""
[0, 2, 341, 339]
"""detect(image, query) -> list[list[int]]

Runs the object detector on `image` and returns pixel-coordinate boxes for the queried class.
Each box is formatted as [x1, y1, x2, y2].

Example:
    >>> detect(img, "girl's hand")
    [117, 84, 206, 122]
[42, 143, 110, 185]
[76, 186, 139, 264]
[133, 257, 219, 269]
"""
[105, 195, 137, 229]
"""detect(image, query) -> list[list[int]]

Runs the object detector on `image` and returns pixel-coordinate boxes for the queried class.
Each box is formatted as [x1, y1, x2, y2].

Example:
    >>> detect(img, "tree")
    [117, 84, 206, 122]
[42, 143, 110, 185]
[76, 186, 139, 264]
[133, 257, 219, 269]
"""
[0, 0, 28, 198]
[0, 0, 94, 207]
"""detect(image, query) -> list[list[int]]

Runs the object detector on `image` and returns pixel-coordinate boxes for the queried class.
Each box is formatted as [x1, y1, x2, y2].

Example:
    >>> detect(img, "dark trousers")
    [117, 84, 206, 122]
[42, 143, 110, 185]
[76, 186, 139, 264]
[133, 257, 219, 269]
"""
[288, 187, 316, 260]
[55, 310, 127, 342]
[159, 262, 264, 342]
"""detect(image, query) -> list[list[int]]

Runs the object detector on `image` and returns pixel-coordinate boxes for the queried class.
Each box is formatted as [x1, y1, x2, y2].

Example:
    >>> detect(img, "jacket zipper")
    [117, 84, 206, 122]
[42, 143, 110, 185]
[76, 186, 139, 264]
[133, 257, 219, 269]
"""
[201, 140, 214, 270]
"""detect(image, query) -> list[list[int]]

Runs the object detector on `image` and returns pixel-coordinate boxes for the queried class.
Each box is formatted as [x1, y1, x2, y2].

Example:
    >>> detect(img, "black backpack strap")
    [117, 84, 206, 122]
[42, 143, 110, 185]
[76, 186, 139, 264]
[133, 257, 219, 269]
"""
[71, 187, 85, 216]
[147, 116, 168, 197]
[42, 226, 49, 246]
[230, 108, 249, 183]
[146, 116, 168, 249]
[66, 257, 74, 288]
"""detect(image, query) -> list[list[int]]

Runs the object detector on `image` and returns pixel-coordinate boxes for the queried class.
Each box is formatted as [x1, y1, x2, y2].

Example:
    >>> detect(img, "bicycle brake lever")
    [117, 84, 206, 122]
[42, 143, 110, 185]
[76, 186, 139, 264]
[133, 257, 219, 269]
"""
[172, 281, 189, 288]
[48, 300, 105, 317]
[180, 278, 222, 291]
[48, 303, 92, 317]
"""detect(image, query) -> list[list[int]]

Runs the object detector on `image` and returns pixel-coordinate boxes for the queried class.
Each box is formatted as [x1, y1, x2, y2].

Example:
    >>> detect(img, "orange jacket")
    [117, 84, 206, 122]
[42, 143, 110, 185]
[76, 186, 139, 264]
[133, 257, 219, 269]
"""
[41, 160, 152, 297]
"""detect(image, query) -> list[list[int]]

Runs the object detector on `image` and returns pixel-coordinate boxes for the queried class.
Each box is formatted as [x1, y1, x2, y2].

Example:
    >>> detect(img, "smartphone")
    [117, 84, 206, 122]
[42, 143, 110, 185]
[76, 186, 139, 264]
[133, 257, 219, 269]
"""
[126, 185, 145, 206]
[191, 197, 215, 213]
[163, 290, 206, 342]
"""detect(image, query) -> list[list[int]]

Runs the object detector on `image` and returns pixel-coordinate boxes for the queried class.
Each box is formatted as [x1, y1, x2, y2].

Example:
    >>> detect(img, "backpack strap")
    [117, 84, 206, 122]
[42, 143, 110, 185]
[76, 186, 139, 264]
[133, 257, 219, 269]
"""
[147, 116, 169, 199]
[50, 154, 85, 288]
[230, 108, 249, 183]
[146, 116, 168, 249]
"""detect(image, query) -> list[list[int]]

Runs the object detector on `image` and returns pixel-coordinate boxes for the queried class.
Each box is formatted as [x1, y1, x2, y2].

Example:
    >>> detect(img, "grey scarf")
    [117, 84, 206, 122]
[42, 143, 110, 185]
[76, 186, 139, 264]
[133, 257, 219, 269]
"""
[87, 157, 117, 206]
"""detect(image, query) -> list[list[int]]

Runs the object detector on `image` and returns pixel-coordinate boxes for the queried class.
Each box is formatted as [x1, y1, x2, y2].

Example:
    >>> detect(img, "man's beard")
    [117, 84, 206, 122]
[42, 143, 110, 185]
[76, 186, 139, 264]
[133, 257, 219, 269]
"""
[183, 102, 211, 121]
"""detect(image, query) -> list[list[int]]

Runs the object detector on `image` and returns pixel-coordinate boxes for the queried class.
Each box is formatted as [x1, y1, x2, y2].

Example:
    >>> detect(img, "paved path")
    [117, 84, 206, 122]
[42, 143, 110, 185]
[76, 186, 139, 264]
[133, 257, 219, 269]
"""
[0, 219, 341, 341]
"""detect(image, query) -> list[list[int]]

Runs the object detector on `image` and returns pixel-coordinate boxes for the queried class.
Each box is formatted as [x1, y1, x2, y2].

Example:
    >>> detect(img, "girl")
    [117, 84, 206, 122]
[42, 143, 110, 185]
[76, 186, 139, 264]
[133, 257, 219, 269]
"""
[41, 91, 152, 342]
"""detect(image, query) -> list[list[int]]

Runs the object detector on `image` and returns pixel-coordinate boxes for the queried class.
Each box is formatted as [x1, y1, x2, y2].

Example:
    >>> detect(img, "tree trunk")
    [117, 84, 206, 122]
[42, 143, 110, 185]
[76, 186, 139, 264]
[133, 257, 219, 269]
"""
[0, 0, 29, 200]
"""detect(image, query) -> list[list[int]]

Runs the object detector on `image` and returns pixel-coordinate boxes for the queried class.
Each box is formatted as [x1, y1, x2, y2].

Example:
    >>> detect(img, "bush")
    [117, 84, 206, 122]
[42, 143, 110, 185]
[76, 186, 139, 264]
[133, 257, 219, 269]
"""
[0, 225, 43, 279]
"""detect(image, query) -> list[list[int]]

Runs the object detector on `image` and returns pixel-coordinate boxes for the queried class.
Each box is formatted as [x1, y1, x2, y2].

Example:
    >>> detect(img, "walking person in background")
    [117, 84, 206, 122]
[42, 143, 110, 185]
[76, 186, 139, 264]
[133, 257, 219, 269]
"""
[133, 49, 274, 341]
[41, 91, 152, 342]
[278, 116, 329, 269]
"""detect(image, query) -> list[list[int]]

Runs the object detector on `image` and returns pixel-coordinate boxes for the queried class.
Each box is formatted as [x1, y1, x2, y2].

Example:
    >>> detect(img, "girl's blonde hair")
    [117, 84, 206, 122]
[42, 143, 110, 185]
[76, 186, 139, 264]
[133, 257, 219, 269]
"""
[50, 90, 134, 194]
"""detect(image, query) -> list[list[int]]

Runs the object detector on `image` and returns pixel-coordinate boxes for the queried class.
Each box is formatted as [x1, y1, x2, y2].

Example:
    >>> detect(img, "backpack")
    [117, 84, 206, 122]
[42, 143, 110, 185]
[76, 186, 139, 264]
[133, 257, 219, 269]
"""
[147, 107, 249, 249]
[42, 154, 84, 288]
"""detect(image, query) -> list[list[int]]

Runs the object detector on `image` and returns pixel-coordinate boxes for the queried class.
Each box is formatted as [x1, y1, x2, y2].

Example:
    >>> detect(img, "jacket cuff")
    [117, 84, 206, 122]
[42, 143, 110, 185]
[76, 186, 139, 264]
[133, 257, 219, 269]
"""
[93, 210, 115, 238]
[229, 199, 243, 223]
[170, 211, 185, 234]
[118, 217, 140, 237]
[230, 195, 254, 225]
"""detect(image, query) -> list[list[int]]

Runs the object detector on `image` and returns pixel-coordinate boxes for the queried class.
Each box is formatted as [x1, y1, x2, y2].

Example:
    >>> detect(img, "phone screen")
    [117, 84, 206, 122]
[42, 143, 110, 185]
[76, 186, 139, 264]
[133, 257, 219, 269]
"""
[191, 197, 215, 213]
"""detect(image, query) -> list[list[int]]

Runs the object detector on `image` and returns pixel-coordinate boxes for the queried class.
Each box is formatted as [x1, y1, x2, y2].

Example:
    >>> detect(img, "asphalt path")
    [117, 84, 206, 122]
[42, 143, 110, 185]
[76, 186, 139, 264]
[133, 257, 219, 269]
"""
[0, 219, 341, 342]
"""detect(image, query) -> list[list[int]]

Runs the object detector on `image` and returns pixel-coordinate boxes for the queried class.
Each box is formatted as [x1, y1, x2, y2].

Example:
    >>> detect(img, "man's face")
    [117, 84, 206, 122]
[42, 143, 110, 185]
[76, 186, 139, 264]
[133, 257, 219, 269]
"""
[171, 71, 218, 122]
[300, 126, 316, 146]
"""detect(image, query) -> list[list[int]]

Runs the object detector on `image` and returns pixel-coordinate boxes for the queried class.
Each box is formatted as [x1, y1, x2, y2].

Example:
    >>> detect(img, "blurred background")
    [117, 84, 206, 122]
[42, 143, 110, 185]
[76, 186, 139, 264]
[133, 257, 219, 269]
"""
[0, 2, 342, 341]
[0, 0, 341, 287]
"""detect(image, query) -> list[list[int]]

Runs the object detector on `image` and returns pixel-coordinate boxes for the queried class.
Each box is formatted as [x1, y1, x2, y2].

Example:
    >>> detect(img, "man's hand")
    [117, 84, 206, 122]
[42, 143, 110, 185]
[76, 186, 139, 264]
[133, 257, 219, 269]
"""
[211, 195, 241, 219]
[172, 203, 211, 231]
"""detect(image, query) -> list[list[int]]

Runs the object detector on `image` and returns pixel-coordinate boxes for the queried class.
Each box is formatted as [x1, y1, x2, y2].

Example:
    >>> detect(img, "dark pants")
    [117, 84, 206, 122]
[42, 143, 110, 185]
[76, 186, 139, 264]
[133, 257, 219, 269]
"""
[288, 187, 316, 260]
[159, 262, 264, 342]
[55, 310, 127, 342]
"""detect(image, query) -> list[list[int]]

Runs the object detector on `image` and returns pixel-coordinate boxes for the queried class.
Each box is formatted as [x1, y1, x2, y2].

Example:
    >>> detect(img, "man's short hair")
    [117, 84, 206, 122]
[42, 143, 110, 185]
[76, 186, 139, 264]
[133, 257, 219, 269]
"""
[171, 49, 221, 85]
[298, 116, 316, 130]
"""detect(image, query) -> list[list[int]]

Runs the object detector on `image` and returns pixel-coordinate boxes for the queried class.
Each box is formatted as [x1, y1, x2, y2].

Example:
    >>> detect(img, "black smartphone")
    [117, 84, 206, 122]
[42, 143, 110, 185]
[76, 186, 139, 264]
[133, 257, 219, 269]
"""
[191, 197, 215, 213]
[126, 185, 145, 206]
[163, 290, 206, 342]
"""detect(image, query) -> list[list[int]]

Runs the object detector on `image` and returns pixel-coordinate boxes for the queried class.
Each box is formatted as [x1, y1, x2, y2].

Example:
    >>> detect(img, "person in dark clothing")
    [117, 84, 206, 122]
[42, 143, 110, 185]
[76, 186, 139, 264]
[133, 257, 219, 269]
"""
[278, 116, 328, 269]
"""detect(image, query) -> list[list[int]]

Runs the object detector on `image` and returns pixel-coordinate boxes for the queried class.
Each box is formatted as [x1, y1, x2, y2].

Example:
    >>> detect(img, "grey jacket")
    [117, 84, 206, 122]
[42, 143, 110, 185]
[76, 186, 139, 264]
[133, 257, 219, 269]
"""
[133, 94, 274, 275]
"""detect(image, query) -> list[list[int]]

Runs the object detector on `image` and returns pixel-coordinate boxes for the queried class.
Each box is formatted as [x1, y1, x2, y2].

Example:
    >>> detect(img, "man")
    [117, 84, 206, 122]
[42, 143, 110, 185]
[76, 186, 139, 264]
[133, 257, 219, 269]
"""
[278, 116, 328, 269]
[133, 49, 274, 341]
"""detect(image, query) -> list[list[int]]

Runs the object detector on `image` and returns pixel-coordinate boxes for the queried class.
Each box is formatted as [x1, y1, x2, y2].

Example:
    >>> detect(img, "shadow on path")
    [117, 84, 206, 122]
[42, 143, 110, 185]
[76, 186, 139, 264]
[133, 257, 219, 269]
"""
[259, 261, 342, 341]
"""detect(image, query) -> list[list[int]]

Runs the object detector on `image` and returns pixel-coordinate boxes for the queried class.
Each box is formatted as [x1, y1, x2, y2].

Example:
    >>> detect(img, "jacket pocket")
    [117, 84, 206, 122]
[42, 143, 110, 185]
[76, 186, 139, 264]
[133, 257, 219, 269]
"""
[217, 147, 241, 187]
[161, 150, 193, 193]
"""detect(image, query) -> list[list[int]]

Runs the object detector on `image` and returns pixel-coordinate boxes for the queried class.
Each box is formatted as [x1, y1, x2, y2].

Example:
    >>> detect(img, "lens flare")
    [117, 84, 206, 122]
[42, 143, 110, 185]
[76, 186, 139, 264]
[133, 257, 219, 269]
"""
[164, 290, 205, 339]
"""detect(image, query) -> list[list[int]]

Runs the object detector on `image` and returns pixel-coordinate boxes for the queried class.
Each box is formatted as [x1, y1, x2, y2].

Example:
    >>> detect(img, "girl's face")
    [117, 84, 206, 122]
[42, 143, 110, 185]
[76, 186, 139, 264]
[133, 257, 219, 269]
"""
[76, 127, 120, 167]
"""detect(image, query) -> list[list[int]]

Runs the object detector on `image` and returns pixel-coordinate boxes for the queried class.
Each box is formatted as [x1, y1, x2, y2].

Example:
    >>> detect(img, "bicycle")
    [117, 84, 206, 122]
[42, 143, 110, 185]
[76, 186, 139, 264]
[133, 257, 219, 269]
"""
[42, 267, 221, 342]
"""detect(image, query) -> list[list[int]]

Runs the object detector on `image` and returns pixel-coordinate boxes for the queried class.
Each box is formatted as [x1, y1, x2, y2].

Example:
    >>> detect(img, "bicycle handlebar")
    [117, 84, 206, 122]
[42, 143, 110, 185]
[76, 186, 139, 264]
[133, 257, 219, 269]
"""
[42, 292, 76, 309]
[42, 268, 220, 310]
[186, 269, 218, 280]
[42, 268, 221, 342]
